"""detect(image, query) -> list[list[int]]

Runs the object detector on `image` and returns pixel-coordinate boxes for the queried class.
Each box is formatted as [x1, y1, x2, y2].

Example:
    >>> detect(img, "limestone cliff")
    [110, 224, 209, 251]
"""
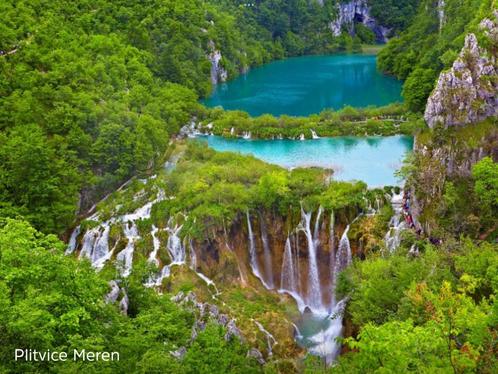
[329, 0, 391, 43]
[208, 40, 228, 85]
[424, 14, 498, 128]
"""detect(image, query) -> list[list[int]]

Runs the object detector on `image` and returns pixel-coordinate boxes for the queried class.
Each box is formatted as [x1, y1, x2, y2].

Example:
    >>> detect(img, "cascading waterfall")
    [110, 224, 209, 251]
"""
[254, 320, 277, 356]
[66, 225, 81, 255]
[68, 188, 167, 274]
[246, 211, 272, 289]
[329, 211, 336, 304]
[300, 207, 323, 312]
[280, 237, 297, 293]
[166, 218, 186, 264]
[148, 225, 161, 266]
[335, 226, 352, 275]
[296, 212, 356, 366]
[384, 191, 406, 252]
[259, 213, 274, 289]
[117, 221, 139, 277]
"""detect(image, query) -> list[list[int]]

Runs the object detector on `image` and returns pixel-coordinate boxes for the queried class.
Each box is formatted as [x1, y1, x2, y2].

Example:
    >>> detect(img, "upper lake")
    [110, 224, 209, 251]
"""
[202, 54, 403, 117]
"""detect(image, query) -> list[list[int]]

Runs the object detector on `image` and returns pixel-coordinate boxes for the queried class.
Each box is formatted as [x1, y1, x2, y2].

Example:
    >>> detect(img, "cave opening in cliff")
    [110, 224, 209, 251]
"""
[354, 13, 364, 23]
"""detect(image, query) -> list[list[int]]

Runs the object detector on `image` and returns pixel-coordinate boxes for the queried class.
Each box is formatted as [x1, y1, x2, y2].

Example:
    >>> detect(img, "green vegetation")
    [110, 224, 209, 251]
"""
[378, 0, 496, 111]
[367, 0, 420, 32]
[399, 120, 497, 238]
[329, 238, 498, 373]
[0, 0, 418, 235]
[201, 104, 422, 139]
[0, 218, 261, 373]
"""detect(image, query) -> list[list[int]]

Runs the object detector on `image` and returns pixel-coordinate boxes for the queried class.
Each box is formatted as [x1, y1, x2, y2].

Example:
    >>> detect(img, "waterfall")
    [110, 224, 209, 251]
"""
[78, 223, 111, 269]
[311, 129, 320, 139]
[306, 298, 348, 366]
[246, 211, 272, 289]
[384, 191, 406, 252]
[189, 239, 197, 270]
[66, 225, 81, 255]
[117, 222, 139, 277]
[298, 219, 354, 366]
[254, 320, 277, 356]
[332, 225, 351, 307]
[280, 237, 297, 293]
[166, 218, 186, 264]
[259, 213, 274, 289]
[148, 225, 161, 266]
[313, 205, 323, 247]
[300, 207, 323, 312]
[329, 211, 336, 302]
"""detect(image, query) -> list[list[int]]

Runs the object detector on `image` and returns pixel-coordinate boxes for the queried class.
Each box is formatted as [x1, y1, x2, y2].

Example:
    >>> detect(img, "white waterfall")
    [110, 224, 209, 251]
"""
[254, 320, 277, 356]
[329, 211, 336, 301]
[117, 222, 139, 277]
[384, 191, 406, 252]
[148, 225, 161, 266]
[166, 218, 186, 264]
[299, 133, 305, 141]
[311, 129, 320, 139]
[246, 211, 272, 289]
[332, 225, 351, 308]
[66, 225, 81, 255]
[299, 219, 354, 366]
[280, 237, 297, 293]
[259, 215, 274, 289]
[300, 207, 323, 312]
[306, 298, 348, 365]
[189, 239, 197, 270]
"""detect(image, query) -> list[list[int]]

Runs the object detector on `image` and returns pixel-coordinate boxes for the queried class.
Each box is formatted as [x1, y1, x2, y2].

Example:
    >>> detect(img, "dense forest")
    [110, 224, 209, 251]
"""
[0, 0, 497, 373]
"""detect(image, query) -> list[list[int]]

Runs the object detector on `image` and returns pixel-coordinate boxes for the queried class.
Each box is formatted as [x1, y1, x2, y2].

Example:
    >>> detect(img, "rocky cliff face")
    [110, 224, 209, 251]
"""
[424, 14, 498, 128]
[208, 41, 228, 85]
[329, 0, 391, 43]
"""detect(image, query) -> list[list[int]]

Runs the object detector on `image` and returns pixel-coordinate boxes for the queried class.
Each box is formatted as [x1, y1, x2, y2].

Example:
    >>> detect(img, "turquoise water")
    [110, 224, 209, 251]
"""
[200, 135, 413, 186]
[202, 54, 402, 117]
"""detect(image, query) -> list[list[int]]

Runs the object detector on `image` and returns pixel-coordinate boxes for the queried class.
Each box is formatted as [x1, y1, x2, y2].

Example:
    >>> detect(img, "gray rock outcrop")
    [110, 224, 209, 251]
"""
[425, 14, 498, 128]
[329, 0, 391, 43]
[208, 41, 228, 85]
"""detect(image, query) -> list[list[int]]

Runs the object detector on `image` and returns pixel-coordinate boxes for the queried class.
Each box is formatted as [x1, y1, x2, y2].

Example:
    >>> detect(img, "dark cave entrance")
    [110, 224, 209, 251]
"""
[354, 13, 364, 23]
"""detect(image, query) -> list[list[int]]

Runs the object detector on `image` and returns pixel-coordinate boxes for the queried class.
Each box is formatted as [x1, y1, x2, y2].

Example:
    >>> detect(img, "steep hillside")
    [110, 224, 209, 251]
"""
[378, 0, 496, 111]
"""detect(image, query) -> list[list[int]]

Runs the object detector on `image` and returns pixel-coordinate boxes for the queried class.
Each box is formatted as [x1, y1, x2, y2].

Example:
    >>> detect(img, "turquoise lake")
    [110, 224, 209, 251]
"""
[202, 54, 403, 117]
[200, 135, 414, 186]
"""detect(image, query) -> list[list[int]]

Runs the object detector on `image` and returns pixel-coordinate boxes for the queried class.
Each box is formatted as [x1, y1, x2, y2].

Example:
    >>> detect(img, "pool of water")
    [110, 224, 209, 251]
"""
[200, 135, 413, 186]
[202, 54, 402, 117]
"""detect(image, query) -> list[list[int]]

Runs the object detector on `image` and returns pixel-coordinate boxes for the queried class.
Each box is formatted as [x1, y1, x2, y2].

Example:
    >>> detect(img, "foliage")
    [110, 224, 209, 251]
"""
[332, 238, 498, 373]
[378, 0, 495, 112]
[0, 218, 259, 373]
[202, 104, 421, 139]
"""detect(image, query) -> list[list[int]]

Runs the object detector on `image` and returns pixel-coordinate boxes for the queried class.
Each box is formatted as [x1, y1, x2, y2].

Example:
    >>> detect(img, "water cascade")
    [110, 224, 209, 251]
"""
[335, 226, 352, 276]
[117, 222, 139, 277]
[148, 225, 161, 266]
[295, 212, 356, 365]
[246, 211, 272, 289]
[66, 225, 81, 255]
[311, 129, 320, 139]
[280, 237, 297, 294]
[259, 213, 274, 289]
[300, 207, 323, 313]
[254, 320, 277, 356]
[166, 218, 186, 265]
[384, 191, 406, 252]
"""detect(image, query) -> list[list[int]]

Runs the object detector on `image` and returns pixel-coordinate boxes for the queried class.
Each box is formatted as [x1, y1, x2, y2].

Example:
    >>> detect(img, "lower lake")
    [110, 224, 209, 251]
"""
[199, 135, 414, 186]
